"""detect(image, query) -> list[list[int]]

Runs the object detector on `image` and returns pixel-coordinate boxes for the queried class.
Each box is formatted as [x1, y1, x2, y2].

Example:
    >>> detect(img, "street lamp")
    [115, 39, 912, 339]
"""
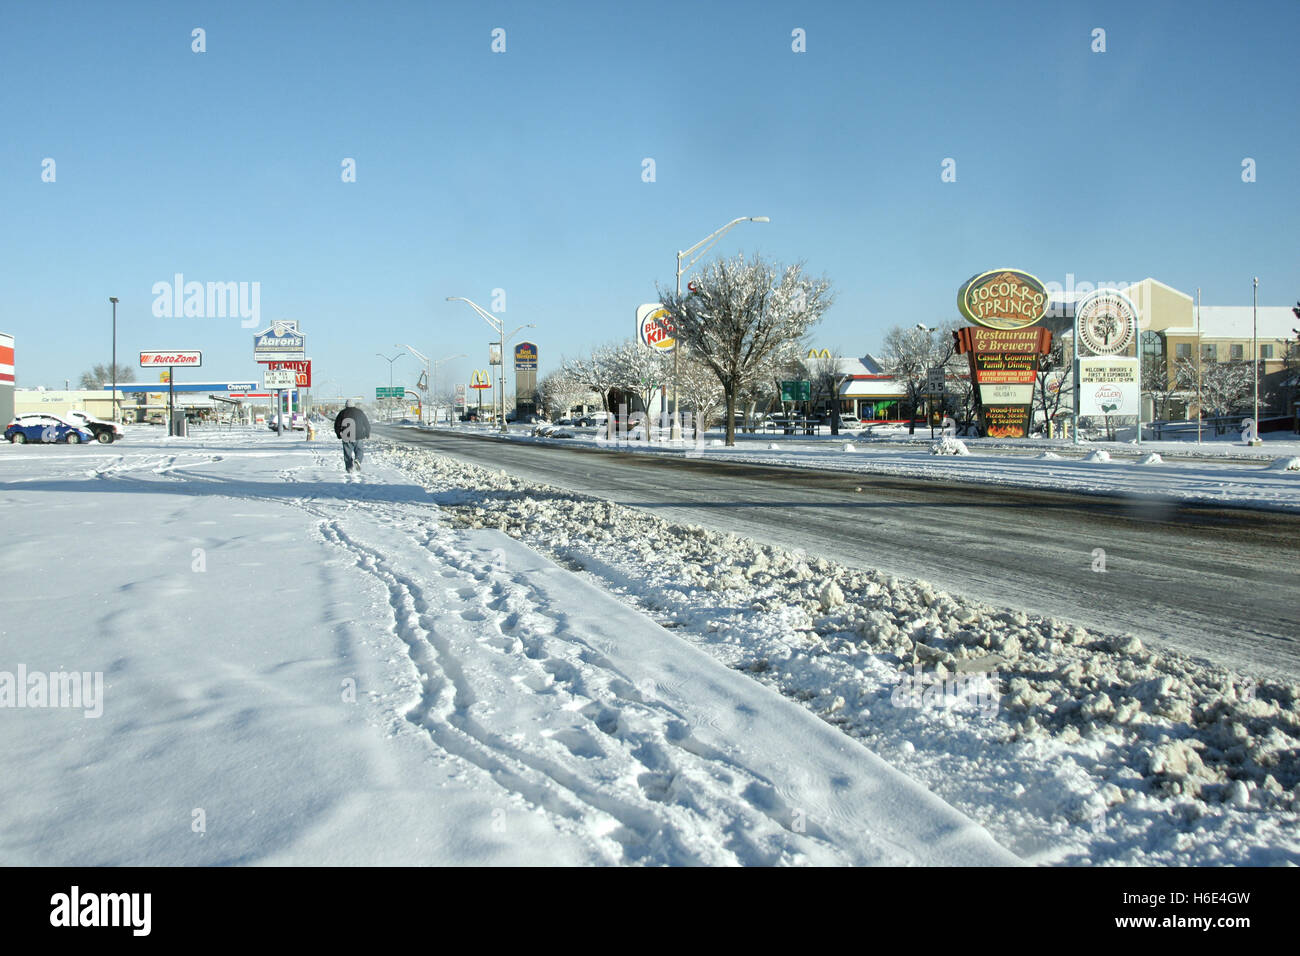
[671, 216, 769, 439]
[914, 324, 936, 437]
[377, 351, 405, 421]
[446, 296, 534, 433]
[1251, 277, 1261, 445]
[109, 297, 119, 422]
[401, 345, 467, 426]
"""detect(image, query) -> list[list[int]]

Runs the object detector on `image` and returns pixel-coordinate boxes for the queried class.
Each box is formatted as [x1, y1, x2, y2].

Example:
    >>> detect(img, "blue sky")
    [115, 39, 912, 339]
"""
[2, 0, 1297, 397]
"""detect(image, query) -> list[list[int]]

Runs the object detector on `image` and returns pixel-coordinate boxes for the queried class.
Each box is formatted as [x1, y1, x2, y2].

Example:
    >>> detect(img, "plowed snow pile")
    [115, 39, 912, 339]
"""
[380, 442, 1300, 865]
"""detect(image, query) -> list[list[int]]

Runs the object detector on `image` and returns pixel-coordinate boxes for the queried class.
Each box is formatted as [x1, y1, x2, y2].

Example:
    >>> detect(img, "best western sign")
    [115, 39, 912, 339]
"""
[140, 350, 202, 367]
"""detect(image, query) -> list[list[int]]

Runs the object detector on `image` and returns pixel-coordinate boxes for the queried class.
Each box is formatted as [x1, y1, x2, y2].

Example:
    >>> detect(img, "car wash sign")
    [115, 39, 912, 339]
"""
[252, 320, 306, 360]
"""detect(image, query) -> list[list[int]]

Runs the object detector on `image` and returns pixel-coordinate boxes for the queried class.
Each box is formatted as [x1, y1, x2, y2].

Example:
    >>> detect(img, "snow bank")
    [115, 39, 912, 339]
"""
[380, 440, 1300, 865]
[1270, 456, 1300, 472]
[1085, 450, 1112, 463]
[1136, 453, 1164, 466]
[929, 438, 971, 456]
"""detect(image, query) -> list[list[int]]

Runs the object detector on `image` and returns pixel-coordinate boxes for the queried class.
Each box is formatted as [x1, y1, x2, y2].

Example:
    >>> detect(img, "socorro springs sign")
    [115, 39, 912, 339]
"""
[957, 269, 1049, 330]
[636, 303, 676, 353]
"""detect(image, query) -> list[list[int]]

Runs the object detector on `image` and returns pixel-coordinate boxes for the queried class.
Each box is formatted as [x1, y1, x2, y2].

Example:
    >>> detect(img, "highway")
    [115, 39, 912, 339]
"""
[379, 426, 1300, 680]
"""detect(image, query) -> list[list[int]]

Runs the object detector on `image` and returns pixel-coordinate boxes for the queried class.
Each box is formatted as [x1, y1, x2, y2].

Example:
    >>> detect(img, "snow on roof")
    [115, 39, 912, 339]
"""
[1161, 306, 1297, 341]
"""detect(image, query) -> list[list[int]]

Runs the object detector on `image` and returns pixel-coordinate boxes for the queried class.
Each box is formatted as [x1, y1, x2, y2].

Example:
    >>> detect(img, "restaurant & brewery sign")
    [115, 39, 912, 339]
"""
[953, 270, 1052, 438]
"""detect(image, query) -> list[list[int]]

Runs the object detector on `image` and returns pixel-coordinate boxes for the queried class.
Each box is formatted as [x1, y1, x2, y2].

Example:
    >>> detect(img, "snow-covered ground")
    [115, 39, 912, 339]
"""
[0, 426, 1012, 866]
[450, 423, 1300, 512]
[378, 440, 1300, 865]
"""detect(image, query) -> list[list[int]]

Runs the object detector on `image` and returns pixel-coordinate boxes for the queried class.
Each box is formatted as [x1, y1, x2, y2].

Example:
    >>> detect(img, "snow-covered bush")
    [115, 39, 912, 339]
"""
[1086, 449, 1112, 463]
[929, 437, 970, 456]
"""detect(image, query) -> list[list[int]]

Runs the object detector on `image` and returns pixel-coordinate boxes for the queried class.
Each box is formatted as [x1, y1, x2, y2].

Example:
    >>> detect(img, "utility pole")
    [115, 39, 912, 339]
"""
[109, 297, 119, 422]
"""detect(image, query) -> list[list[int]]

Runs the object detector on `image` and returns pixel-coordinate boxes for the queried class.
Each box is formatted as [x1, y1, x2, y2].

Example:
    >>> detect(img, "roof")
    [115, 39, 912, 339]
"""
[1160, 306, 1297, 341]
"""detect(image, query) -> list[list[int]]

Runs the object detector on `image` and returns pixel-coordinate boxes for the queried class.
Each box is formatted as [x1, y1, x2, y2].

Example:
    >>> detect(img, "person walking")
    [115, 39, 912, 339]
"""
[333, 400, 371, 474]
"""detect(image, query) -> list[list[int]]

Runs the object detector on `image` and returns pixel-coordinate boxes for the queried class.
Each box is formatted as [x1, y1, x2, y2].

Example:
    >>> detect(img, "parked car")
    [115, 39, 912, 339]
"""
[5, 414, 95, 444]
[576, 412, 609, 427]
[267, 412, 307, 431]
[63, 410, 125, 443]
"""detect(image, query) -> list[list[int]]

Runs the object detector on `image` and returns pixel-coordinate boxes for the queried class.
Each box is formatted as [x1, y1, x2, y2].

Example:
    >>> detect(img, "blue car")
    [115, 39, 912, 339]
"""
[5, 414, 96, 444]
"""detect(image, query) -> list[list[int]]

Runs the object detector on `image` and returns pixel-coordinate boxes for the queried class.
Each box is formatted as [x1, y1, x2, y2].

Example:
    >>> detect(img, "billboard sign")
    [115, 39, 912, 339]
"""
[954, 325, 1053, 438]
[455, 383, 466, 406]
[637, 303, 676, 353]
[470, 369, 491, 390]
[262, 359, 312, 387]
[1077, 358, 1140, 416]
[264, 368, 298, 389]
[252, 320, 306, 359]
[957, 269, 1049, 330]
[140, 350, 202, 367]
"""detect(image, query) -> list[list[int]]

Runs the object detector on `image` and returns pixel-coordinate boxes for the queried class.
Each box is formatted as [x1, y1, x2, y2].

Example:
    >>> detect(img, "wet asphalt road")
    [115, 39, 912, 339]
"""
[379, 426, 1300, 680]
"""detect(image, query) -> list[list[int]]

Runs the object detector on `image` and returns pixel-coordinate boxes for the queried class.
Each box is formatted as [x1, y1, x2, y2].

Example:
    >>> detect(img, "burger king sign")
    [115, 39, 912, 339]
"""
[636, 303, 676, 353]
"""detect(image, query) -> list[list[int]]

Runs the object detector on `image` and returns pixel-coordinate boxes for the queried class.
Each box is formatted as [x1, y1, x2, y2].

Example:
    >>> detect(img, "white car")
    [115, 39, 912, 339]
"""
[268, 413, 307, 431]
[64, 410, 125, 443]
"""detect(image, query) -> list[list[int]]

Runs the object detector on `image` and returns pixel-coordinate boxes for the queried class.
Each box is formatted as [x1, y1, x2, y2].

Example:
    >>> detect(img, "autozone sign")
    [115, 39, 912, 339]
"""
[260, 359, 312, 387]
[140, 350, 202, 367]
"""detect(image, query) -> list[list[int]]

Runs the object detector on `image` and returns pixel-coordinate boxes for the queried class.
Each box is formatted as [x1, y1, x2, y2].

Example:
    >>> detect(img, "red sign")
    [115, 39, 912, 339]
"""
[261, 359, 312, 387]
[140, 350, 202, 367]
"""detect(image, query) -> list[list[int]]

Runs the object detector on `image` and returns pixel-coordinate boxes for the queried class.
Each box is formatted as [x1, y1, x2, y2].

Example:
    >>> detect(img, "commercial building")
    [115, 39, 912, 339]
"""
[0, 333, 13, 425]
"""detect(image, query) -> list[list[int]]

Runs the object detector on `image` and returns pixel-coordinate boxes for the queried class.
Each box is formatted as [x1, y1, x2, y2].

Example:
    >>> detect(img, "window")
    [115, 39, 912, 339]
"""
[1260, 344, 1274, 359]
[1202, 344, 1217, 361]
[1230, 343, 1244, 361]
[1174, 343, 1190, 360]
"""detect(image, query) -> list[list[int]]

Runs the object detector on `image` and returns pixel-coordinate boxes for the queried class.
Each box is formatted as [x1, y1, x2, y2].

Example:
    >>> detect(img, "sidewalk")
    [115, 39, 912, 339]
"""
[0, 429, 1015, 865]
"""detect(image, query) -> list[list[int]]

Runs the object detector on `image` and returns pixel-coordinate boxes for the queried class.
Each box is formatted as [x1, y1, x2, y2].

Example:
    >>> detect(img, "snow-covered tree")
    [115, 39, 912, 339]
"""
[1176, 356, 1254, 432]
[608, 339, 673, 425]
[537, 369, 589, 420]
[658, 254, 833, 445]
[675, 351, 725, 438]
[879, 321, 962, 434]
[562, 345, 621, 413]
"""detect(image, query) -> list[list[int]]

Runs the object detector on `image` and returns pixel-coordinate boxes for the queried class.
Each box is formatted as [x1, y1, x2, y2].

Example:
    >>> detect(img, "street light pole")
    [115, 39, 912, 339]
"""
[377, 351, 405, 421]
[672, 216, 769, 440]
[1251, 277, 1260, 444]
[446, 296, 533, 433]
[1196, 287, 1203, 444]
[109, 297, 119, 422]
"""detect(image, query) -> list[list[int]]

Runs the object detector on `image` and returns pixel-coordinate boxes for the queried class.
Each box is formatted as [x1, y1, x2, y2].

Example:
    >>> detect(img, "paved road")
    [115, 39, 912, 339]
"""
[379, 427, 1300, 680]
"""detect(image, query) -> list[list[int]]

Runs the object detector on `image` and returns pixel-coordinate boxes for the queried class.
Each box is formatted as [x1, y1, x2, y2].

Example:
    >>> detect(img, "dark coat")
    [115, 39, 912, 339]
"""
[334, 407, 371, 440]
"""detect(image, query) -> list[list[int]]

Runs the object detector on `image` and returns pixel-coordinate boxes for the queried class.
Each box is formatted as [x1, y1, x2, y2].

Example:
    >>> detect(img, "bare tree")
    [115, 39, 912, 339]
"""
[879, 321, 961, 434]
[80, 363, 136, 390]
[658, 254, 833, 446]
[1035, 336, 1073, 426]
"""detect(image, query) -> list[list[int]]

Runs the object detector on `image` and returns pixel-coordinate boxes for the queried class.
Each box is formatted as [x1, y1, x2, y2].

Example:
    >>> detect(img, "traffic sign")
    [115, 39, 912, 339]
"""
[376, 386, 404, 399]
[925, 368, 946, 394]
[780, 380, 811, 402]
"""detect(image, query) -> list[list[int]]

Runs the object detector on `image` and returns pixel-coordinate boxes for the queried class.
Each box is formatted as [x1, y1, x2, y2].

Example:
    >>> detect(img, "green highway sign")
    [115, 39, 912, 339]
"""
[780, 380, 811, 402]
[376, 386, 404, 399]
